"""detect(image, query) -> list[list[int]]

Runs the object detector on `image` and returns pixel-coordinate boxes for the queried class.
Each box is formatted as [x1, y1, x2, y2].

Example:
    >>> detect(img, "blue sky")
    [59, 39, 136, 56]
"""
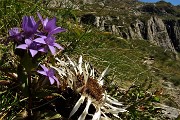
[139, 0, 180, 5]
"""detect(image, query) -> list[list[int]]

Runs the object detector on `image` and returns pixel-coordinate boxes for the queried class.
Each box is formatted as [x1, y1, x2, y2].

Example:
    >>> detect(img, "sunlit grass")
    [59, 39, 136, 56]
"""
[0, 0, 180, 119]
[67, 28, 180, 88]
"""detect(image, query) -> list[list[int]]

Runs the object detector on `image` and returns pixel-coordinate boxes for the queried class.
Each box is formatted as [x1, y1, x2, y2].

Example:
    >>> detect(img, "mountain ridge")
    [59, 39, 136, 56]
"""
[47, 0, 180, 55]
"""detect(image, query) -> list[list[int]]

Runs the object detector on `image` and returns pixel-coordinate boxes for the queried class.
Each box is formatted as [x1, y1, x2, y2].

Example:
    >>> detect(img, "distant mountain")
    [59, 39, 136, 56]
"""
[47, 0, 180, 54]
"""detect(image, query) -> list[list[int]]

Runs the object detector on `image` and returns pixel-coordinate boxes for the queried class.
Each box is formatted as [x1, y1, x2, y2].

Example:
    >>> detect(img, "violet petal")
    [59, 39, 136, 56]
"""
[45, 35, 55, 45]
[49, 77, 55, 84]
[30, 16, 36, 26]
[16, 44, 28, 49]
[34, 37, 46, 44]
[37, 70, 47, 76]
[45, 17, 56, 32]
[48, 45, 56, 55]
[48, 68, 55, 77]
[40, 65, 49, 71]
[25, 39, 32, 45]
[9, 27, 20, 36]
[53, 76, 60, 87]
[29, 49, 38, 57]
[37, 12, 43, 23]
[49, 27, 66, 35]
[38, 47, 47, 52]
[54, 43, 64, 50]
[43, 18, 49, 27]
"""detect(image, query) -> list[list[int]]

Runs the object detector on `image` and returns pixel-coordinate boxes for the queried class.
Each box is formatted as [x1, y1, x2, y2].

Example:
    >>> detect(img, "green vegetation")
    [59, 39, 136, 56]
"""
[64, 27, 180, 88]
[0, 0, 180, 119]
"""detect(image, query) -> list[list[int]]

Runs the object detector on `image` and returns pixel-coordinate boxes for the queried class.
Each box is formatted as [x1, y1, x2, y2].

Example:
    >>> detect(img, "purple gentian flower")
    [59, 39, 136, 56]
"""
[8, 27, 22, 43]
[22, 16, 39, 38]
[37, 65, 60, 87]
[16, 39, 45, 57]
[37, 12, 65, 35]
[34, 35, 64, 55]
[9, 27, 20, 37]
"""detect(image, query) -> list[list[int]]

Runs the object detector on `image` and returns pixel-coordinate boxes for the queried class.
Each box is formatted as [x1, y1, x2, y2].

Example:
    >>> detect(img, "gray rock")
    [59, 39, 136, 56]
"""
[155, 103, 180, 120]
[147, 16, 176, 52]
[82, 14, 178, 54]
[128, 19, 144, 40]
[164, 20, 180, 52]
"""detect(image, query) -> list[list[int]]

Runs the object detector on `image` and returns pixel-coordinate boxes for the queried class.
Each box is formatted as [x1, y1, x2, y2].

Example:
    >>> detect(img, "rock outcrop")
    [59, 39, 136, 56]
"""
[147, 16, 176, 52]
[80, 14, 179, 53]
[46, 0, 180, 54]
[164, 20, 180, 52]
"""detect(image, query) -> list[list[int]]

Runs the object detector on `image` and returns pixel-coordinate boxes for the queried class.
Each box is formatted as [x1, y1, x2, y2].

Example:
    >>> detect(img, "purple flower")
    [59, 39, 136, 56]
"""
[16, 39, 45, 57]
[8, 27, 22, 43]
[9, 27, 20, 36]
[37, 65, 60, 87]
[34, 35, 64, 55]
[22, 16, 39, 38]
[37, 12, 65, 35]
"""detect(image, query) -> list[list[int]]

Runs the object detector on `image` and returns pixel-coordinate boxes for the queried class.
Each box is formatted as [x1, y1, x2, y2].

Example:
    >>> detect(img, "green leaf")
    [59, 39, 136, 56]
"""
[21, 52, 33, 72]
[17, 64, 28, 96]
[41, 113, 61, 120]
[152, 96, 160, 102]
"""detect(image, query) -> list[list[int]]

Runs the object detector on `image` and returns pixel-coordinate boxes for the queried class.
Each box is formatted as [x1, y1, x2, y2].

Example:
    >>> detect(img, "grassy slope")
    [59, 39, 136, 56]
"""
[1, 0, 180, 96]
[63, 0, 180, 90]
[1, 1, 180, 117]
[65, 27, 180, 89]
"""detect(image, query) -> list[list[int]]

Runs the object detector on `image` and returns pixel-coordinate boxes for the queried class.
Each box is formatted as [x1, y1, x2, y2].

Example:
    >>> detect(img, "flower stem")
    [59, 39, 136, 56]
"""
[27, 71, 32, 118]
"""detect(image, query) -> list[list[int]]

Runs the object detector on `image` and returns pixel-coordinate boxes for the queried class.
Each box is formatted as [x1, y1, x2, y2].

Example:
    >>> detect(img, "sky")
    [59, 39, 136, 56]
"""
[139, 0, 180, 5]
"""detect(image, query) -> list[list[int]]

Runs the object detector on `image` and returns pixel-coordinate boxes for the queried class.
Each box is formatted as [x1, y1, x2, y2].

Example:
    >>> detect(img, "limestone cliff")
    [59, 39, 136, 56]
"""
[46, 0, 180, 53]
[147, 16, 175, 52]
[164, 20, 180, 52]
[80, 14, 179, 53]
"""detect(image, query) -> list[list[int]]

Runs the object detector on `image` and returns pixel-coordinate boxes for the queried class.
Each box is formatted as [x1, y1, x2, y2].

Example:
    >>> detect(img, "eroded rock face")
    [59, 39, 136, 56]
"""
[147, 16, 175, 52]
[164, 20, 180, 52]
[81, 14, 179, 53]
[128, 19, 145, 40]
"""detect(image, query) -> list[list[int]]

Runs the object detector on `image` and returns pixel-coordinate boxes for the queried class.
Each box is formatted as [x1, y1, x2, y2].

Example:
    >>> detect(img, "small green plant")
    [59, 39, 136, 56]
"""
[106, 80, 163, 120]
[0, 11, 65, 119]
